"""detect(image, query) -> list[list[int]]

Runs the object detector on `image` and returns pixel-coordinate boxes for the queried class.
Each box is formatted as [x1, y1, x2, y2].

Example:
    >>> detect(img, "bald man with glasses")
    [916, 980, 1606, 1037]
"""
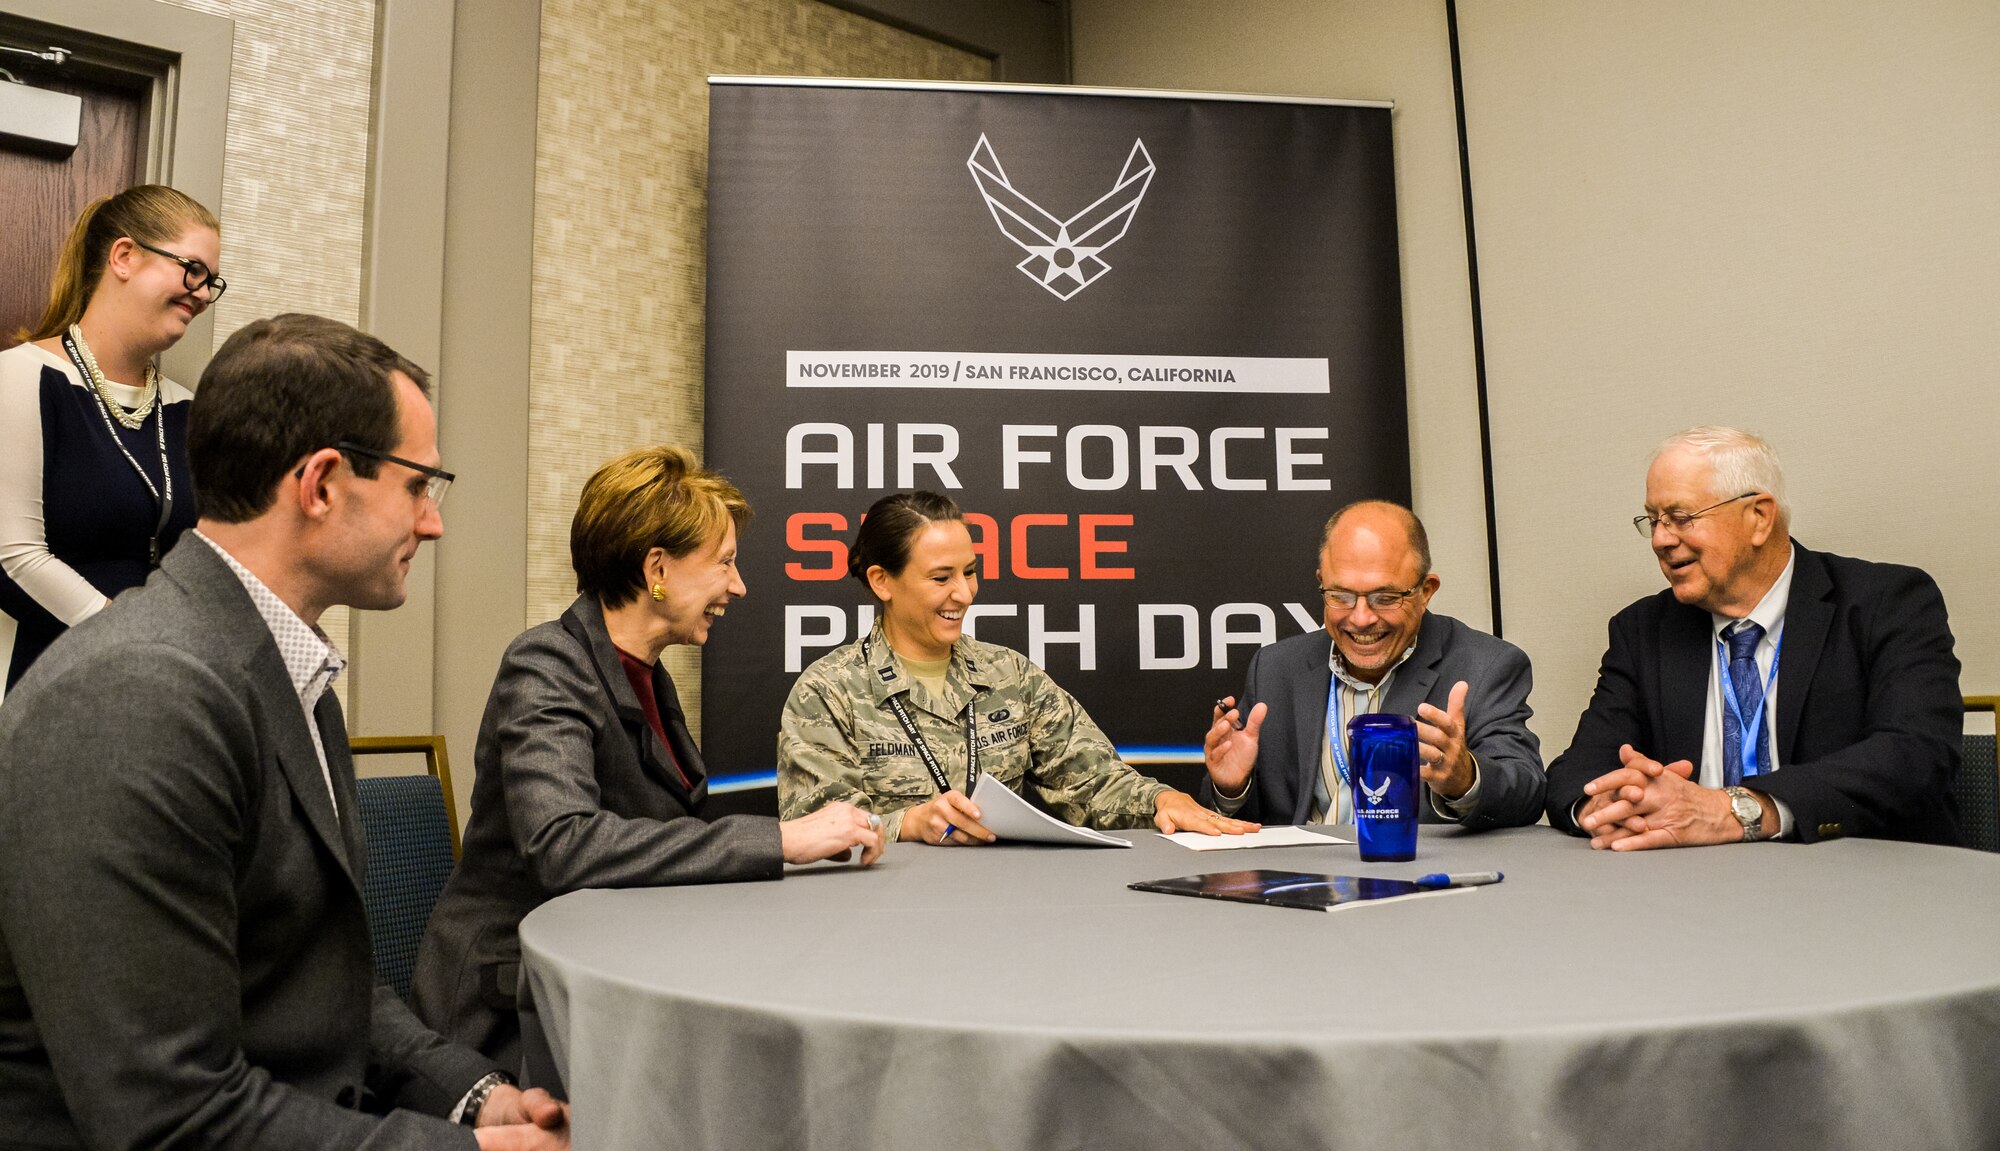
[1199, 500, 1546, 830]
[1546, 426, 1962, 848]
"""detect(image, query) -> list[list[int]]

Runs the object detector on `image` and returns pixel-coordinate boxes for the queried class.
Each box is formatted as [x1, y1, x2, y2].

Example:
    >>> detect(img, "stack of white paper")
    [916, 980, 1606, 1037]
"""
[968, 772, 1131, 847]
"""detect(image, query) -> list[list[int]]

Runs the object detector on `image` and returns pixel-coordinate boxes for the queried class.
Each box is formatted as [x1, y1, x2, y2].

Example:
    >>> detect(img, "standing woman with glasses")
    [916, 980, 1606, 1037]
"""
[0, 185, 223, 699]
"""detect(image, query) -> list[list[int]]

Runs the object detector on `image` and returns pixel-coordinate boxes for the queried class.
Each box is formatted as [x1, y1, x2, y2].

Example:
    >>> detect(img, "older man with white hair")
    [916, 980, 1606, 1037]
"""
[1546, 426, 1962, 848]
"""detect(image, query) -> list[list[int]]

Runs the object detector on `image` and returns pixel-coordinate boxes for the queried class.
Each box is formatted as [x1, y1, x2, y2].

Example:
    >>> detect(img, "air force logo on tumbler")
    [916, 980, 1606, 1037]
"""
[1361, 776, 1390, 807]
[966, 134, 1155, 300]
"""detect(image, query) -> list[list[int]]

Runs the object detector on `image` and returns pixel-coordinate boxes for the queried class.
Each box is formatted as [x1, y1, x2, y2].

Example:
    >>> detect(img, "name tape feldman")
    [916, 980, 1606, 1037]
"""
[787, 351, 1330, 394]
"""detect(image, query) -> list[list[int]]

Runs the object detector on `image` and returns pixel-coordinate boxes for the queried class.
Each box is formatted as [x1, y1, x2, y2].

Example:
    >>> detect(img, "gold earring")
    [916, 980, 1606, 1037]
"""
[650, 584, 665, 602]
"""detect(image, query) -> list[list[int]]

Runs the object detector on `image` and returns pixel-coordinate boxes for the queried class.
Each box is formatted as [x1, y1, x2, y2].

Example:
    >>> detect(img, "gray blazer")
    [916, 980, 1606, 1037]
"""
[412, 595, 783, 1065]
[0, 538, 491, 1150]
[1198, 613, 1547, 830]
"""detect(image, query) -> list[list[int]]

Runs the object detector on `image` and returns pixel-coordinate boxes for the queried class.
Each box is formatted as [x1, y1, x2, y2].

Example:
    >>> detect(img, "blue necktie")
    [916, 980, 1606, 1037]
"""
[1722, 621, 1766, 787]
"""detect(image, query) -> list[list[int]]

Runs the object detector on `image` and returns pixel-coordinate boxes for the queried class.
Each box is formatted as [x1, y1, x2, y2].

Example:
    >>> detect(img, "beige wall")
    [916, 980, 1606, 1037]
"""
[1073, 0, 2000, 753]
[161, 0, 381, 705]
[528, 0, 990, 739]
[1458, 0, 2000, 744]
[1069, 1, 1494, 632]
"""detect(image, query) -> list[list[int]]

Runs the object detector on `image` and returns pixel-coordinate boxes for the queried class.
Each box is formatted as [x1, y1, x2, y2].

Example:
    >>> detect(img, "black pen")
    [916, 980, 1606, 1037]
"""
[1213, 698, 1244, 730]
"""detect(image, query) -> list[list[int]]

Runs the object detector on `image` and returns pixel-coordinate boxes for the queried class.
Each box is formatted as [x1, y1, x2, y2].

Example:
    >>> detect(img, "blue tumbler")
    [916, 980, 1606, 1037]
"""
[1348, 713, 1419, 862]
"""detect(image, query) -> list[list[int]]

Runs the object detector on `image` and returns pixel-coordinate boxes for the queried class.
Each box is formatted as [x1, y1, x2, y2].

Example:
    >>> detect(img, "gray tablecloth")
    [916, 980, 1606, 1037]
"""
[519, 825, 2000, 1150]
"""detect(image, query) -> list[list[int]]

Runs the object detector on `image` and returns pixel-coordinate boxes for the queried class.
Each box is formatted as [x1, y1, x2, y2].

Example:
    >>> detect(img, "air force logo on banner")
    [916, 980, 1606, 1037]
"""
[966, 134, 1155, 300]
[1361, 776, 1390, 807]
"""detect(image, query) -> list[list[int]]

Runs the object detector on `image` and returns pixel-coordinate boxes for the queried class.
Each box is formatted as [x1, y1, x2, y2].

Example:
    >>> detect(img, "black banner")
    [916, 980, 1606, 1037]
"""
[704, 80, 1407, 784]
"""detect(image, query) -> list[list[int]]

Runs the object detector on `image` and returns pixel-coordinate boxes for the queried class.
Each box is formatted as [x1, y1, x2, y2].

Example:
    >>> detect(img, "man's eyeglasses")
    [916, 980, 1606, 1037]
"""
[1631, 492, 1757, 537]
[1320, 584, 1424, 612]
[335, 441, 454, 506]
[131, 238, 228, 301]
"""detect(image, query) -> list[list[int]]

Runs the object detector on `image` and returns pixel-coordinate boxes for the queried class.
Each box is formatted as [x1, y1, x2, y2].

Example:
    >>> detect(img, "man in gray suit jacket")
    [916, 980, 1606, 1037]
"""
[0, 315, 567, 1149]
[1198, 502, 1545, 829]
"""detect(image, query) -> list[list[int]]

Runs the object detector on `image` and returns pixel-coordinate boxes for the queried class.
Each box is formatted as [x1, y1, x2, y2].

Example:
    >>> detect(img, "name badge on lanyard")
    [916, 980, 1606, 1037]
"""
[1716, 630, 1783, 777]
[864, 636, 978, 795]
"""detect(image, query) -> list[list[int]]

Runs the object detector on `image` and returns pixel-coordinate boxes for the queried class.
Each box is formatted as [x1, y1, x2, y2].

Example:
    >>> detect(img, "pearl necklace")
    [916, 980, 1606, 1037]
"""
[66, 324, 160, 431]
[59, 328, 176, 566]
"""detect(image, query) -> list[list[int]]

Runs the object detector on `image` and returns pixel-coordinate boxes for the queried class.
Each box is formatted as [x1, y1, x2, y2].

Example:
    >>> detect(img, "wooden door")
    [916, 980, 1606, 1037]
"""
[0, 63, 148, 344]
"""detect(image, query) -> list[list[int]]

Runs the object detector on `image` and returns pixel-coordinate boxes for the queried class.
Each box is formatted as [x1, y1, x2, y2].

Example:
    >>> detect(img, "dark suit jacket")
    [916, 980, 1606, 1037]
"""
[412, 595, 783, 1064]
[1197, 613, 1546, 830]
[1545, 542, 1962, 844]
[0, 539, 491, 1150]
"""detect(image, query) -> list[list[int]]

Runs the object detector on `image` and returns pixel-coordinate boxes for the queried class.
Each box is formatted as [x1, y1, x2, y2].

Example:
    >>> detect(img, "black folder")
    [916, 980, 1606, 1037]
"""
[1129, 869, 1440, 912]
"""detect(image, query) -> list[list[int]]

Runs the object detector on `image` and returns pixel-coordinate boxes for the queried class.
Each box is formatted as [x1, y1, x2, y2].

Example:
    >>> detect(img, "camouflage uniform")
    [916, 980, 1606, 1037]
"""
[779, 622, 1169, 842]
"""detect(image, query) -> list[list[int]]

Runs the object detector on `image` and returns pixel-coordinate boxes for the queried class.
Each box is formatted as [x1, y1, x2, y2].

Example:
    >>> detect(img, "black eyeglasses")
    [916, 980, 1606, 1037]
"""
[131, 238, 228, 301]
[334, 441, 454, 506]
[1632, 492, 1757, 538]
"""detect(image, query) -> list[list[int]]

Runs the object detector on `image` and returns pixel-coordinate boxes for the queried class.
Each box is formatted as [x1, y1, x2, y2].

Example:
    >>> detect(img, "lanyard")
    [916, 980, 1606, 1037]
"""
[1716, 629, 1783, 777]
[1325, 681, 1353, 795]
[863, 636, 978, 796]
[1323, 677, 1381, 809]
[60, 333, 174, 567]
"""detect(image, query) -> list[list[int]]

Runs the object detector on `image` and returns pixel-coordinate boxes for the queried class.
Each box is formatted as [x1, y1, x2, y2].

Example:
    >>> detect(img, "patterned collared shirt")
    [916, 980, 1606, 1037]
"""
[1325, 638, 1484, 821]
[194, 531, 345, 814]
[1215, 632, 1485, 822]
[1310, 643, 1416, 822]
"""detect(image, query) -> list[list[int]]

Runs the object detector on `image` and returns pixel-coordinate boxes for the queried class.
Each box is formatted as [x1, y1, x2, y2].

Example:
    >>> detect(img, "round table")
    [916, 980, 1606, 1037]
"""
[519, 825, 2000, 1150]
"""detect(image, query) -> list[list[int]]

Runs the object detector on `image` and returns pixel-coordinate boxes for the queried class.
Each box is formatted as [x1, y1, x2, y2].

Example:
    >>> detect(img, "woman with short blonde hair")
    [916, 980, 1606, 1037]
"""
[569, 445, 751, 607]
[413, 445, 884, 1074]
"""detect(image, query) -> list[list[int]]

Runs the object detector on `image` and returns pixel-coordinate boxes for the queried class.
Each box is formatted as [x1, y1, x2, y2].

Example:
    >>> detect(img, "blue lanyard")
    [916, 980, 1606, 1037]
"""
[1325, 682, 1351, 794]
[1324, 677, 1380, 804]
[1716, 629, 1783, 776]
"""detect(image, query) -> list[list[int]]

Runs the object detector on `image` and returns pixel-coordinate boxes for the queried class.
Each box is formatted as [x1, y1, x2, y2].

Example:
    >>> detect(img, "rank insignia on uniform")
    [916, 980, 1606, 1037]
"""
[876, 666, 896, 682]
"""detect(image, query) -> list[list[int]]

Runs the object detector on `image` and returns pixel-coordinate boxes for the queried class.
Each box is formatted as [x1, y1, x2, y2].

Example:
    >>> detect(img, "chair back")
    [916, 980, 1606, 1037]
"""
[352, 736, 459, 1001]
[1957, 697, 1999, 853]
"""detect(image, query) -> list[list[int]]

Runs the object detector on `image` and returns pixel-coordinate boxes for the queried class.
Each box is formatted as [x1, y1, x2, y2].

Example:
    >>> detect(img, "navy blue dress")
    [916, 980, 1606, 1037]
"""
[0, 345, 197, 691]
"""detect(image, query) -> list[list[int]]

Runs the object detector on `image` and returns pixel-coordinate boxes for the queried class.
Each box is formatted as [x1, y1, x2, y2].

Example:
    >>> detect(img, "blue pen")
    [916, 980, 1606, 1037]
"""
[939, 824, 957, 843]
[1413, 871, 1504, 890]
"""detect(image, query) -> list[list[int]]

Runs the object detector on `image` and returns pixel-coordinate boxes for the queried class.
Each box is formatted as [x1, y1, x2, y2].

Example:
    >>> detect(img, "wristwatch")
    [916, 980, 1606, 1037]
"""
[460, 1070, 514, 1126]
[1724, 786, 1766, 842]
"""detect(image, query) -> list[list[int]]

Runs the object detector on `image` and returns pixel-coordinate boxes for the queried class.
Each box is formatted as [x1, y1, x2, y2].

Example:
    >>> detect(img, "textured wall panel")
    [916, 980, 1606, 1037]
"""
[162, 0, 377, 704]
[529, 0, 991, 739]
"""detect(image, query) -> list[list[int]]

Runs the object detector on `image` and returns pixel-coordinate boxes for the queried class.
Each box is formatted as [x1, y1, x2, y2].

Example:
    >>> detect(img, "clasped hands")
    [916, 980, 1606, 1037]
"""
[1578, 744, 1769, 850]
[473, 1084, 569, 1150]
[1204, 681, 1480, 803]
